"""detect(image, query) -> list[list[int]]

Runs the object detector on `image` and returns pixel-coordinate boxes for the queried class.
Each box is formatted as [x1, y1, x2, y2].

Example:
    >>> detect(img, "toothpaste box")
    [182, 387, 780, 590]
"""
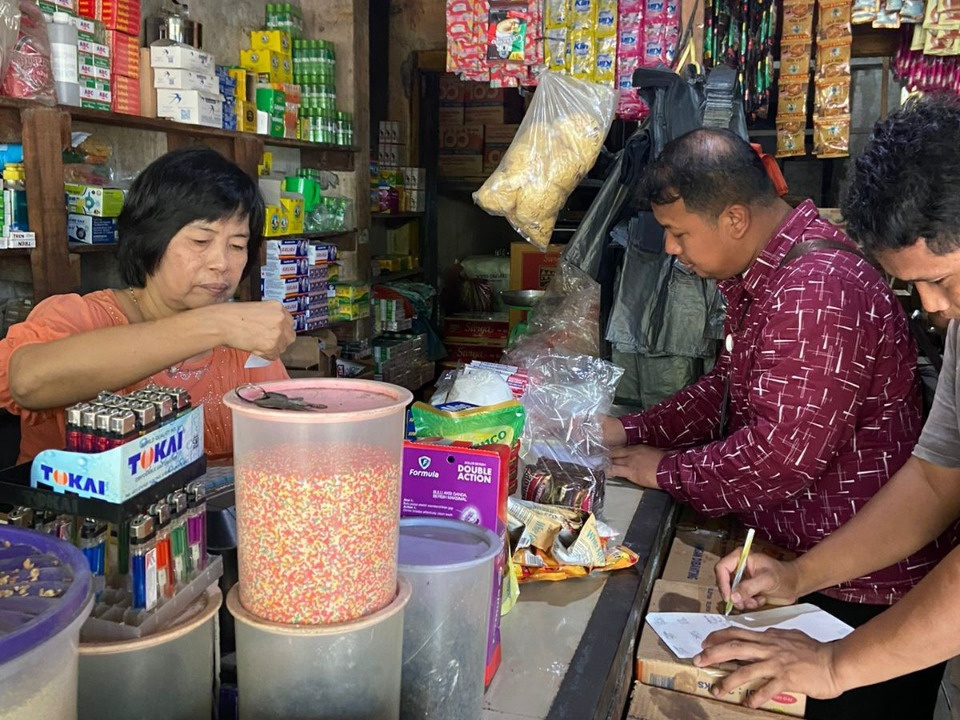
[401, 440, 510, 687]
[260, 257, 308, 279]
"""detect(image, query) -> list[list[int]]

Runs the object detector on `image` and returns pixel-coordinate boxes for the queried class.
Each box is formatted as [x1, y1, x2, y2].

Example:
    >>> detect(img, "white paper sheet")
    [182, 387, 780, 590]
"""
[645, 603, 855, 659]
[244, 353, 272, 369]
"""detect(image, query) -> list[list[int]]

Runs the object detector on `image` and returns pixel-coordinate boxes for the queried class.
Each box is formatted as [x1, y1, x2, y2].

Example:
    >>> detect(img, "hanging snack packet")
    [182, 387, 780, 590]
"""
[817, 39, 852, 78]
[814, 114, 850, 158]
[818, 0, 853, 40]
[487, 3, 528, 63]
[852, 0, 879, 24]
[778, 79, 809, 116]
[776, 116, 808, 158]
[815, 78, 851, 115]
[410, 400, 526, 494]
[782, 0, 815, 41]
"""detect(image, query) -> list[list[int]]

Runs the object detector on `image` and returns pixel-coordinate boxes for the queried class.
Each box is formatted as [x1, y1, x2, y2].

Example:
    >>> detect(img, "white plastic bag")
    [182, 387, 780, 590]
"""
[473, 71, 617, 250]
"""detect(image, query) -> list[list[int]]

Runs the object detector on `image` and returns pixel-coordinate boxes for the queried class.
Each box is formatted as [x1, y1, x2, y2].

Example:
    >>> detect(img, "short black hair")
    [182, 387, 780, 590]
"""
[640, 128, 778, 218]
[117, 145, 265, 286]
[841, 94, 960, 256]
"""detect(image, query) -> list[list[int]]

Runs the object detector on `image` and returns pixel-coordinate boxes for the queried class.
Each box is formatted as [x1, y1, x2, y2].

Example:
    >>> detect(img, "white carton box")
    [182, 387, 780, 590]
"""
[150, 41, 214, 74]
[156, 89, 223, 128]
[154, 68, 220, 93]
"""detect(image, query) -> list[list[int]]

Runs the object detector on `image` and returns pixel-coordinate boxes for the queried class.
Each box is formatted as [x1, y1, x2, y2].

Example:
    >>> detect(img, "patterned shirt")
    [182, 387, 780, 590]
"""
[619, 200, 952, 605]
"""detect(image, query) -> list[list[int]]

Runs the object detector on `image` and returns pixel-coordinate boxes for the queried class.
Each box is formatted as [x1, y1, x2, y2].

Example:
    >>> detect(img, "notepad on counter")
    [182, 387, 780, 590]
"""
[646, 602, 854, 659]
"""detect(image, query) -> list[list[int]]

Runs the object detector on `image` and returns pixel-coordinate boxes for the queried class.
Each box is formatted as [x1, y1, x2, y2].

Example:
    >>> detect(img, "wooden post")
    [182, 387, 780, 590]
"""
[21, 106, 74, 301]
[233, 133, 265, 302]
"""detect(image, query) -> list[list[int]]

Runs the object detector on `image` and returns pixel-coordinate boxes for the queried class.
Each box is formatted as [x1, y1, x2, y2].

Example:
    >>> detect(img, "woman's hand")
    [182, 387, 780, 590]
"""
[715, 549, 802, 611]
[213, 301, 296, 360]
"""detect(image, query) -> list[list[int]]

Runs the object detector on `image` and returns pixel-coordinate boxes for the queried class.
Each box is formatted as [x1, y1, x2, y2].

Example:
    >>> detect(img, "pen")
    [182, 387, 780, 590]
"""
[724, 527, 755, 616]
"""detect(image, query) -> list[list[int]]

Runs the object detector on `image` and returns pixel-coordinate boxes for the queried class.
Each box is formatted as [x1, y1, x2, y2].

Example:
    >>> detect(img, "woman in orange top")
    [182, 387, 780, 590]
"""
[0, 146, 295, 464]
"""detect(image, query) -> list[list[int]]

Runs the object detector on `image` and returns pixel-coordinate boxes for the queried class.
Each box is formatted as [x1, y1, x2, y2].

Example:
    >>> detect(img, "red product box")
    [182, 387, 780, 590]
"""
[81, 0, 141, 35]
[443, 313, 510, 346]
[444, 343, 505, 364]
[110, 74, 140, 115]
[107, 30, 140, 79]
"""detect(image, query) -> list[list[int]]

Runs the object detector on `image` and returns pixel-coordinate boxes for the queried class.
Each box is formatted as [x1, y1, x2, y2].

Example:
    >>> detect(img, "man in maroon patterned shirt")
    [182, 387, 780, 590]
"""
[604, 128, 951, 719]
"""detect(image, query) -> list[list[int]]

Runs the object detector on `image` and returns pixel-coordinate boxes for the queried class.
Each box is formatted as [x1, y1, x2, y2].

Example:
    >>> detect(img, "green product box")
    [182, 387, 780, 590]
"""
[65, 183, 125, 217]
[80, 78, 110, 92]
[270, 118, 285, 138]
[80, 100, 111, 112]
[255, 88, 285, 115]
[78, 53, 110, 69]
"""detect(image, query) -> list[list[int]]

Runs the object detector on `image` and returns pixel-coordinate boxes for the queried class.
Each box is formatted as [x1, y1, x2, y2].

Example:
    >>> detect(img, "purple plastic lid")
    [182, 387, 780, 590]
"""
[0, 527, 92, 664]
[397, 517, 502, 572]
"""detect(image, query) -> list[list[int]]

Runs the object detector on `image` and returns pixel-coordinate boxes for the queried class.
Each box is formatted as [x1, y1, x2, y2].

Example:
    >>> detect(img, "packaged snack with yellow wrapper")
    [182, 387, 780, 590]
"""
[410, 400, 526, 494]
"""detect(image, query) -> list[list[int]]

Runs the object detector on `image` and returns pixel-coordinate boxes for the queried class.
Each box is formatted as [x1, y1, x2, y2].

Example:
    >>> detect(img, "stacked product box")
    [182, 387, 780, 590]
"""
[38, 0, 77, 16]
[78, 0, 140, 114]
[150, 42, 220, 128]
[242, 29, 297, 139]
[65, 183, 122, 244]
[374, 121, 415, 213]
[372, 332, 433, 390]
[328, 282, 370, 323]
[261, 239, 309, 333]
[215, 66, 238, 131]
[441, 313, 510, 366]
[305, 241, 337, 331]
[227, 67, 257, 133]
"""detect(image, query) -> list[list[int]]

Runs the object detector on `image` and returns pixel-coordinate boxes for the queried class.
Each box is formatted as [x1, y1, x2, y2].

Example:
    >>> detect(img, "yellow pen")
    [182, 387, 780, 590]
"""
[724, 528, 755, 616]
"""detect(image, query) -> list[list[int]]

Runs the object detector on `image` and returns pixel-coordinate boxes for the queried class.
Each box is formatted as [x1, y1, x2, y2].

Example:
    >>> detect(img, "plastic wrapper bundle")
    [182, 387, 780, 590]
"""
[2, 1, 55, 104]
[0, 0, 19, 92]
[473, 71, 616, 250]
[507, 497, 639, 582]
[502, 261, 602, 368]
[516, 351, 623, 513]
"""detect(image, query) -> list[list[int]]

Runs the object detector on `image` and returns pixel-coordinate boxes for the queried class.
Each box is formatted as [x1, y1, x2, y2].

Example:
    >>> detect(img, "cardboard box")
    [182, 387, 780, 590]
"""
[78, 39, 110, 61]
[438, 155, 483, 178]
[150, 42, 215, 74]
[153, 68, 219, 93]
[229, 68, 255, 102]
[281, 331, 341, 377]
[509, 241, 564, 331]
[250, 29, 292, 54]
[80, 84, 111, 105]
[443, 313, 510, 346]
[138, 49, 156, 117]
[240, 49, 293, 84]
[629, 683, 787, 720]
[401, 440, 510, 686]
[675, 506, 745, 539]
[156, 89, 222, 128]
[79, 61, 111, 83]
[636, 580, 807, 717]
[73, 16, 106, 43]
[439, 124, 484, 154]
[444, 343, 505, 365]
[65, 184, 124, 217]
[110, 74, 139, 115]
[439, 73, 466, 126]
[464, 84, 525, 124]
[661, 530, 796, 586]
[80, 0, 140, 35]
[107, 29, 139, 78]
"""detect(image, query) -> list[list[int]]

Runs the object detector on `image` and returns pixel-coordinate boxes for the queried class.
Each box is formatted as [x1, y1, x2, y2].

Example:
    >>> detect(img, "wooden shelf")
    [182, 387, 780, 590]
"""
[0, 247, 31, 256]
[68, 242, 116, 254]
[371, 212, 423, 220]
[374, 268, 423, 283]
[68, 104, 361, 156]
[272, 230, 357, 240]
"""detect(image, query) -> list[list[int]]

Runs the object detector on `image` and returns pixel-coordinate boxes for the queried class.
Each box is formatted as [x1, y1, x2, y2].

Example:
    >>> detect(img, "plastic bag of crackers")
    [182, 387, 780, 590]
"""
[474, 71, 616, 250]
[506, 497, 639, 582]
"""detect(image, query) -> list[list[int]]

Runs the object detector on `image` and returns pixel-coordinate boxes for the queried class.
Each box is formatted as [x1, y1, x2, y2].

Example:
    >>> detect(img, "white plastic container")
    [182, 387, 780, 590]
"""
[224, 378, 413, 625]
[47, 12, 80, 106]
[78, 585, 221, 720]
[0, 527, 94, 720]
[228, 579, 411, 720]
[398, 517, 502, 720]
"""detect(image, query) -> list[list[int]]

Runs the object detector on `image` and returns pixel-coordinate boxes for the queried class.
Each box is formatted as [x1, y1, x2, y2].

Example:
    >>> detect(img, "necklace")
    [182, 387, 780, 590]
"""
[127, 286, 213, 380]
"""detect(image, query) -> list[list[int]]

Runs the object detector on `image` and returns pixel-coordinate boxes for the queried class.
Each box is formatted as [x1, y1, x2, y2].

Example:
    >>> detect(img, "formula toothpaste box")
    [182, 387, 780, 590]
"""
[400, 440, 510, 687]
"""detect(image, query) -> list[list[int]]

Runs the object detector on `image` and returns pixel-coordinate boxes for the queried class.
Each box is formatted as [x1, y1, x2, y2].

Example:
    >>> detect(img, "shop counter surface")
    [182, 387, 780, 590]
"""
[483, 480, 677, 720]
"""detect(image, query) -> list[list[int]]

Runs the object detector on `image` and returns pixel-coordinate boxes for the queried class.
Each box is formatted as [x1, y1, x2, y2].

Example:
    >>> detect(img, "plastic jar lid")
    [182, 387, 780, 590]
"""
[0, 526, 93, 665]
[223, 378, 413, 424]
[398, 517, 502, 572]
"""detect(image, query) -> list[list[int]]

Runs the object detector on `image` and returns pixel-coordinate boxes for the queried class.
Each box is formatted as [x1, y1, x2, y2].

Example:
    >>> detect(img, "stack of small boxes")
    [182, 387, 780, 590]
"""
[328, 281, 370, 324]
[372, 332, 434, 391]
[215, 66, 238, 131]
[37, 0, 76, 16]
[78, 0, 140, 115]
[151, 43, 220, 128]
[372, 122, 427, 215]
[241, 30, 299, 139]
[65, 183, 123, 245]
[261, 239, 334, 334]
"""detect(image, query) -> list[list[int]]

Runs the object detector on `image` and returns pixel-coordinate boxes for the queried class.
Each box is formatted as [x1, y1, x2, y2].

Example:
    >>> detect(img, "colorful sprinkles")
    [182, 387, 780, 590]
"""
[235, 443, 401, 624]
